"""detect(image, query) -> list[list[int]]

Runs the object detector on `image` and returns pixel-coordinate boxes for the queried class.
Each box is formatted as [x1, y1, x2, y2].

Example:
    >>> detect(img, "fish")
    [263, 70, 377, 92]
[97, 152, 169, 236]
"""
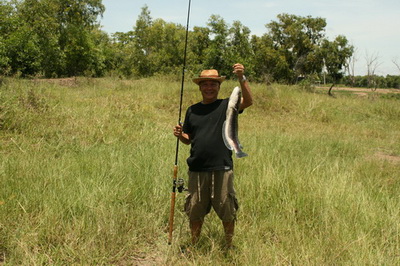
[222, 86, 248, 158]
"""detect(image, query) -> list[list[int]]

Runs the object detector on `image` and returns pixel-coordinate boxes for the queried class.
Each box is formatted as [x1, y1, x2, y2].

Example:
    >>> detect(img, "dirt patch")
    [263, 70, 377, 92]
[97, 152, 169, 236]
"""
[375, 151, 400, 164]
[317, 86, 400, 94]
[339, 87, 400, 94]
[112, 251, 166, 266]
[353, 92, 369, 97]
[31, 77, 78, 87]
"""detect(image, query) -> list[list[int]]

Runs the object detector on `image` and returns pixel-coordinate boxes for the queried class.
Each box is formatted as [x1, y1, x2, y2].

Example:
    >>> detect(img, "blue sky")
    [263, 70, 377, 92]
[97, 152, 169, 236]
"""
[100, 0, 400, 76]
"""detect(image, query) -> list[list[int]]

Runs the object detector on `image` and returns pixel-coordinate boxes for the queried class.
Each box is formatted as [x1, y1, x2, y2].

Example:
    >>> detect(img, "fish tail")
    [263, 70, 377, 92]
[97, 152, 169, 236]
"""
[235, 151, 248, 158]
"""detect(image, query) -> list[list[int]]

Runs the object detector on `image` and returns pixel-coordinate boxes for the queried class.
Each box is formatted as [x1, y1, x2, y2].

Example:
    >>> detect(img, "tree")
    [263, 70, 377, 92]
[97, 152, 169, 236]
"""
[147, 18, 186, 74]
[227, 21, 254, 78]
[1, 0, 44, 76]
[109, 31, 135, 77]
[321, 35, 354, 96]
[131, 5, 153, 77]
[0, 35, 8, 74]
[266, 14, 327, 82]
[364, 51, 382, 90]
[189, 26, 210, 71]
[17, 0, 64, 77]
[0, 1, 15, 74]
[56, 0, 105, 76]
[392, 57, 400, 74]
[251, 34, 289, 83]
[1, 1, 42, 76]
[345, 47, 358, 86]
[385, 75, 400, 89]
[0, 0, 105, 77]
[128, 6, 189, 77]
[204, 15, 230, 76]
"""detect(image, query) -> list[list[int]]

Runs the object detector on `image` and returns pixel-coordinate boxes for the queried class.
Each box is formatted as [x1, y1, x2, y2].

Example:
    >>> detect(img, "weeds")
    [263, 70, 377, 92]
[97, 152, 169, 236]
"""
[1, 78, 399, 264]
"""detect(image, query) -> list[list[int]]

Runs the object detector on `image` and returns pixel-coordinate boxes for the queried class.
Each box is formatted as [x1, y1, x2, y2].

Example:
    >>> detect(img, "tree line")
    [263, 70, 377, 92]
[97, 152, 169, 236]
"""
[1, 1, 399, 88]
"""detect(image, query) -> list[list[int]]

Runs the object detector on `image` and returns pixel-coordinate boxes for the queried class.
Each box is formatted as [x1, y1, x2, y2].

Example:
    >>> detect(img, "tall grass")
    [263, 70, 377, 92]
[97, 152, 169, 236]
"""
[1, 77, 399, 264]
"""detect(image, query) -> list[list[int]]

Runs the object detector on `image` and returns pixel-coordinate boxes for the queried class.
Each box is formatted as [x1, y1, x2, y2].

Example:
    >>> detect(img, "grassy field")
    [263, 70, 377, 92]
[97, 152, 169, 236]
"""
[1, 77, 399, 265]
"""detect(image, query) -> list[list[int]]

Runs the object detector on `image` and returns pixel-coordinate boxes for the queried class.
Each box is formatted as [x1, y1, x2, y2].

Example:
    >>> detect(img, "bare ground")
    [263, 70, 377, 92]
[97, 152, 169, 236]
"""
[31, 77, 79, 87]
[375, 151, 400, 164]
[317, 86, 400, 97]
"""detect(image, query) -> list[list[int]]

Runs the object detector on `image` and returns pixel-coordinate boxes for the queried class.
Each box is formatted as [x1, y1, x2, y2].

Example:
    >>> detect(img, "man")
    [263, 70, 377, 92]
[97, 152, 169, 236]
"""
[173, 63, 253, 248]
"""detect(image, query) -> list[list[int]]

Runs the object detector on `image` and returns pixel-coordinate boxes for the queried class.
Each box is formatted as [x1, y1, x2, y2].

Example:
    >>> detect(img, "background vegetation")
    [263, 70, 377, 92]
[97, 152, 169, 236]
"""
[1, 77, 399, 264]
[1, 0, 399, 88]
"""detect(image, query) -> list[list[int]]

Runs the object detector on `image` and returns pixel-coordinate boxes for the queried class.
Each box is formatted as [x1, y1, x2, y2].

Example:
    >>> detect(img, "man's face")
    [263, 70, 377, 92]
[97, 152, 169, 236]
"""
[199, 80, 220, 103]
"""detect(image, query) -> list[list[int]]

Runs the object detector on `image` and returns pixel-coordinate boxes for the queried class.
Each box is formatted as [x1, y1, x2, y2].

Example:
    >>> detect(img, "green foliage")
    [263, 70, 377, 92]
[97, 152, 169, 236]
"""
[297, 78, 316, 92]
[227, 21, 254, 77]
[130, 5, 153, 77]
[251, 34, 290, 83]
[0, 0, 105, 77]
[2, 2, 398, 87]
[265, 14, 328, 82]
[0, 38, 8, 74]
[321, 35, 354, 84]
[0, 3, 11, 74]
[6, 24, 42, 76]
[189, 26, 211, 69]
[384, 75, 400, 89]
[204, 15, 230, 73]
[343, 75, 400, 89]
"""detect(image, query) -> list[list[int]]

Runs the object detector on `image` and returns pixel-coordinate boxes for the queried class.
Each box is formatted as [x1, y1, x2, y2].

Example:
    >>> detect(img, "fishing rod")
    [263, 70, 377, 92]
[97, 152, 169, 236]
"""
[168, 0, 192, 245]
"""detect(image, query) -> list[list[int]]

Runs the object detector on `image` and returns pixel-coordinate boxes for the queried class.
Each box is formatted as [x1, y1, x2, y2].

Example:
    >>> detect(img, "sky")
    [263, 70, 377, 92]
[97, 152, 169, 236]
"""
[100, 0, 400, 76]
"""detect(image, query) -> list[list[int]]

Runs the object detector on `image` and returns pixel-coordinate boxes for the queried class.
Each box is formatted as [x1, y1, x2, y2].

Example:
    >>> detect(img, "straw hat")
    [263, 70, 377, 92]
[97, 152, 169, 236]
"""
[192, 69, 226, 85]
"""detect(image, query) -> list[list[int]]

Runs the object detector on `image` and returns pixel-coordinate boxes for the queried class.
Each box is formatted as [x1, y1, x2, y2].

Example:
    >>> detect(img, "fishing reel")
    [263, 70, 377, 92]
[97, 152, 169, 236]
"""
[175, 178, 186, 193]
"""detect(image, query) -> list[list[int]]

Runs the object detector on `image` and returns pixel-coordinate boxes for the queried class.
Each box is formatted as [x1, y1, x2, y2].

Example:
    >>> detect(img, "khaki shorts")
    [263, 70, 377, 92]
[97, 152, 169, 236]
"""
[184, 170, 239, 222]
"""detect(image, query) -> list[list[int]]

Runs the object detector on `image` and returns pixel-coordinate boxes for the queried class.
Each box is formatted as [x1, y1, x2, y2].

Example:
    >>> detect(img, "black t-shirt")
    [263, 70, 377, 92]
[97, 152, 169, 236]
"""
[183, 98, 233, 172]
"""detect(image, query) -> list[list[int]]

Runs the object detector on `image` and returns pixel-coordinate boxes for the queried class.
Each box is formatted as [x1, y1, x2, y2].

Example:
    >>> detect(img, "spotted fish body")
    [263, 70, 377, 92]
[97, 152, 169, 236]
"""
[222, 86, 248, 158]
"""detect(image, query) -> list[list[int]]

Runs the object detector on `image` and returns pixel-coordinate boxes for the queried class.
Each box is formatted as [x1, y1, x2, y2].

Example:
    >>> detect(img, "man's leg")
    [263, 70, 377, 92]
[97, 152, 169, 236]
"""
[190, 220, 203, 245]
[222, 220, 235, 248]
[186, 172, 212, 245]
[211, 170, 238, 248]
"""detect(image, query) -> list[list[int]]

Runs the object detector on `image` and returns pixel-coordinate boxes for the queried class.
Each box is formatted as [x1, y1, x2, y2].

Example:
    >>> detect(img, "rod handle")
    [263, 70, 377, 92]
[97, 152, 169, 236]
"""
[168, 165, 179, 244]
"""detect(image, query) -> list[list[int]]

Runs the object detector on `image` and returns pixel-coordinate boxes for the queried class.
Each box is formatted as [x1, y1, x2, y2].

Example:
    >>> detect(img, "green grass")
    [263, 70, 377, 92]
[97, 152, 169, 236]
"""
[1, 77, 399, 264]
